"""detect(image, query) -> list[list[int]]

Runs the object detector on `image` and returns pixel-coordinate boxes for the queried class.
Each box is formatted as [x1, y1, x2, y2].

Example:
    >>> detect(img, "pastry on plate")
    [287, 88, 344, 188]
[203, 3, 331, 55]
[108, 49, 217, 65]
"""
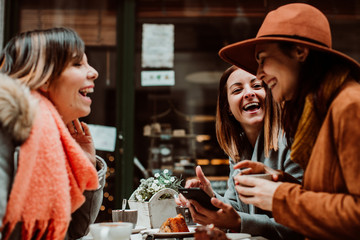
[159, 214, 190, 233]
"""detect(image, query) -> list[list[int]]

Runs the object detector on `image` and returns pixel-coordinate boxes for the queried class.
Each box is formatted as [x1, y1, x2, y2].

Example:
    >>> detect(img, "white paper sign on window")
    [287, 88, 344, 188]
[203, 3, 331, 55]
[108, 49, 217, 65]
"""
[142, 23, 174, 68]
[88, 124, 117, 152]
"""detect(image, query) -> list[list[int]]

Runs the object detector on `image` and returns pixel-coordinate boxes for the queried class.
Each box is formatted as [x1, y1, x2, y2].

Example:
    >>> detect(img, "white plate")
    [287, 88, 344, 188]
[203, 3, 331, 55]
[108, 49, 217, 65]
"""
[226, 233, 252, 239]
[132, 226, 147, 234]
[140, 226, 195, 237]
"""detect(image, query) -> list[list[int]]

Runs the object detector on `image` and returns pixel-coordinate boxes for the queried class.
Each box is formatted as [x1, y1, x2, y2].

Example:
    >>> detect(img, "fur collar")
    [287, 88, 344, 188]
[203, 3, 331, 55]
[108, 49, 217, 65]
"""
[0, 73, 37, 144]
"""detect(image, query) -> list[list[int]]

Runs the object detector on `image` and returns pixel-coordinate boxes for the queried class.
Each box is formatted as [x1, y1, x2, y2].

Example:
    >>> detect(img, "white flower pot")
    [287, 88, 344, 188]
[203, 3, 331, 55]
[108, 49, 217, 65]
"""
[128, 188, 178, 229]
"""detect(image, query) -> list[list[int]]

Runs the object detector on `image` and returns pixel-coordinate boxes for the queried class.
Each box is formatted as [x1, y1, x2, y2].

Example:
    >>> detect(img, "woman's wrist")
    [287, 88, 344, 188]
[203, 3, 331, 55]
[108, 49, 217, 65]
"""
[89, 154, 96, 167]
[228, 216, 242, 232]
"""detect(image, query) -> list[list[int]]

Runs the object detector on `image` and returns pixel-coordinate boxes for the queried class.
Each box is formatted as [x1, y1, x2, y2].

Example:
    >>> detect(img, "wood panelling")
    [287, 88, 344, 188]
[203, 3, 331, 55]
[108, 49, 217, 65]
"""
[20, 9, 116, 46]
[19, 0, 359, 47]
[136, 0, 266, 18]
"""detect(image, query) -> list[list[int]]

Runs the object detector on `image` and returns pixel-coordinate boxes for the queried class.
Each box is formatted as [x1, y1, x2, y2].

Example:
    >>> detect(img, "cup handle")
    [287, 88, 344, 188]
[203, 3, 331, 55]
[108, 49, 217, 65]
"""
[145, 234, 155, 240]
[184, 208, 191, 222]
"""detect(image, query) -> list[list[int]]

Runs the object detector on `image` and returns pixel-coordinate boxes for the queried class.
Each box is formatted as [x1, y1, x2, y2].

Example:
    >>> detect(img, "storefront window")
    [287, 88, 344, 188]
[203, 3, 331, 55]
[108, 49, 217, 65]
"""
[10, 0, 360, 222]
[134, 0, 360, 193]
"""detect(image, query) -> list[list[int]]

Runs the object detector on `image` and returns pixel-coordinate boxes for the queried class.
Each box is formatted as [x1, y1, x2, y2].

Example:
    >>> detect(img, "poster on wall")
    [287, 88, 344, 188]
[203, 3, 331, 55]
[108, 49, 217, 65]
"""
[142, 23, 174, 68]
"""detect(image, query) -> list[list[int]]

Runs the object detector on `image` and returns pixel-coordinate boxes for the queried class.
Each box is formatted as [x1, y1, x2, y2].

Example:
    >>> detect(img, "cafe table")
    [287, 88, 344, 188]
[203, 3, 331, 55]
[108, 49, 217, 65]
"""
[84, 232, 268, 239]
[130, 233, 269, 240]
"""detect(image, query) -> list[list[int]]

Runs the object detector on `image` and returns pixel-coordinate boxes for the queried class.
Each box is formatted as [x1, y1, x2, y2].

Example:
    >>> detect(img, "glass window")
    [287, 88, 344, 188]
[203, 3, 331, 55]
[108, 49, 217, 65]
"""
[133, 0, 360, 199]
[13, 0, 360, 222]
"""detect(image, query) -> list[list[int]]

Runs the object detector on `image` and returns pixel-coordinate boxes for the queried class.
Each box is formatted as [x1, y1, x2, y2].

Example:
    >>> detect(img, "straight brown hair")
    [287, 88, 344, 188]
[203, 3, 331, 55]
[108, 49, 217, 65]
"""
[0, 27, 84, 90]
[215, 66, 280, 162]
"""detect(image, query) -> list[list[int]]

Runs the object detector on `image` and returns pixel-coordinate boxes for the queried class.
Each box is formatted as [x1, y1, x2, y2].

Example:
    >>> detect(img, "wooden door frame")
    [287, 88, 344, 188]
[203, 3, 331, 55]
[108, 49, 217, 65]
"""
[115, 0, 136, 208]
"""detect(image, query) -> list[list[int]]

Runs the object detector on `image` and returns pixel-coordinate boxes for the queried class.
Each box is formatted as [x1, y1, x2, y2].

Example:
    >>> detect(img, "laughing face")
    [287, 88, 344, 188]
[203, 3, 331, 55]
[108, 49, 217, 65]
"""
[45, 54, 98, 124]
[255, 42, 304, 102]
[227, 68, 266, 132]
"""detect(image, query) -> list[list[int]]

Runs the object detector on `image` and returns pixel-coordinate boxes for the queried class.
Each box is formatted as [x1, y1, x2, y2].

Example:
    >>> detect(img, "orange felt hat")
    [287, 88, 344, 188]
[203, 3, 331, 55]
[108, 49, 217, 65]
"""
[219, 3, 360, 76]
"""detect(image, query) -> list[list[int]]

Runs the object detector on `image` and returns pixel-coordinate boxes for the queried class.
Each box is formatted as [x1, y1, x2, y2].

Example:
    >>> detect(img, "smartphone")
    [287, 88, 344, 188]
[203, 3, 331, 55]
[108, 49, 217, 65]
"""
[178, 188, 219, 211]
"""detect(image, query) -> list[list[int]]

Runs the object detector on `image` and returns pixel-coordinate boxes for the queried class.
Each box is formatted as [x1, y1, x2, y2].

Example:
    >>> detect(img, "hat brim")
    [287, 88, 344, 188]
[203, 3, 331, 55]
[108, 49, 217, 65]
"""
[219, 36, 360, 77]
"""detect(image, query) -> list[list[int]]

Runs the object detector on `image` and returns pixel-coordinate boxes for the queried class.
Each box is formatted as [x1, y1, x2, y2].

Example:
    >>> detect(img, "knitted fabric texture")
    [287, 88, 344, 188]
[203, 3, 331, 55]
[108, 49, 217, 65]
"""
[290, 69, 349, 169]
[1, 91, 99, 240]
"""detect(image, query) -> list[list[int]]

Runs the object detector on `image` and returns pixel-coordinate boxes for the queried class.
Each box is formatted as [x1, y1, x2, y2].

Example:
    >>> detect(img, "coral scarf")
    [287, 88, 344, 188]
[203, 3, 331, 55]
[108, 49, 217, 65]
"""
[290, 68, 350, 169]
[2, 92, 99, 240]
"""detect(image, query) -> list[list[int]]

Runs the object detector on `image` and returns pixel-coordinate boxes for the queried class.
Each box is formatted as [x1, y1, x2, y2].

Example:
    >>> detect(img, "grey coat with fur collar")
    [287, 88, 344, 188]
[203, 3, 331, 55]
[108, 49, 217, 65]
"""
[0, 73, 106, 239]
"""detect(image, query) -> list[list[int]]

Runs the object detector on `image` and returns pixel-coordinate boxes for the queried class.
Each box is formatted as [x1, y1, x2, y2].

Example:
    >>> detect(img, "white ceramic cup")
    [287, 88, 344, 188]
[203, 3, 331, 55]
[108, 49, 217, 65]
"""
[89, 222, 132, 240]
[239, 173, 273, 187]
[247, 173, 273, 180]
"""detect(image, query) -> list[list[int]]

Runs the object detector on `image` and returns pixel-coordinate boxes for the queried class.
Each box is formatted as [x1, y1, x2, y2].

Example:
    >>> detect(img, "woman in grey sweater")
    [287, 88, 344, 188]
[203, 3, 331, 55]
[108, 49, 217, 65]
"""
[177, 66, 303, 239]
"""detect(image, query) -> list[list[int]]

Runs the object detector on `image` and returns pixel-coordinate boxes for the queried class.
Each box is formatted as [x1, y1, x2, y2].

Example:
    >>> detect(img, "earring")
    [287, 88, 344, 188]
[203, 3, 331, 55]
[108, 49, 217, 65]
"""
[39, 81, 50, 92]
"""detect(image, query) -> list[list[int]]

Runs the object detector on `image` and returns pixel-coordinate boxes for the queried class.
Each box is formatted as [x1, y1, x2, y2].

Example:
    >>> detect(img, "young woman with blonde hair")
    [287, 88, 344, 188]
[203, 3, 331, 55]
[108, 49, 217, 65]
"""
[0, 27, 106, 240]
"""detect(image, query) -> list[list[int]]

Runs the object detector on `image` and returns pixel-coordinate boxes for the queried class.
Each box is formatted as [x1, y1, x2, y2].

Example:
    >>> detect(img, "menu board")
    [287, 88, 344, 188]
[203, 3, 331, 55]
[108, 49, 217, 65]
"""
[142, 23, 174, 68]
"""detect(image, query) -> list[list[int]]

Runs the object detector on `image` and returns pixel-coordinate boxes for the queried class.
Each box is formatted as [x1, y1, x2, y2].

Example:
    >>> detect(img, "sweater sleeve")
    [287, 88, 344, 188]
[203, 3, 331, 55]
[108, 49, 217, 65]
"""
[238, 134, 303, 239]
[239, 211, 303, 240]
[0, 129, 15, 232]
[273, 182, 360, 240]
[215, 159, 248, 212]
[218, 135, 304, 239]
[275, 133, 304, 183]
[67, 156, 107, 240]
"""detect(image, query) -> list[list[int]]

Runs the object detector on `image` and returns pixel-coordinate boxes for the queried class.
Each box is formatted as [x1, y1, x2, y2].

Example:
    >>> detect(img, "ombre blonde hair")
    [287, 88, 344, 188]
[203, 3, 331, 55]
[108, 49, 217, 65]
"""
[0, 27, 85, 90]
[215, 66, 281, 162]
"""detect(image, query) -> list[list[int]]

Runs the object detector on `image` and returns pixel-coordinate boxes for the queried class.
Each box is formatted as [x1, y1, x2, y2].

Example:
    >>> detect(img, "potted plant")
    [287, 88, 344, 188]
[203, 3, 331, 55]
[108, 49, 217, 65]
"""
[128, 169, 183, 228]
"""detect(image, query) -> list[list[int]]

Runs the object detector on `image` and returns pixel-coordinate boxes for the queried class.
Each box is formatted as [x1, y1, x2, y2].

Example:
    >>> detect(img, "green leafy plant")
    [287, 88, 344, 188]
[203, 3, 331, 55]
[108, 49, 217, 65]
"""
[131, 169, 183, 202]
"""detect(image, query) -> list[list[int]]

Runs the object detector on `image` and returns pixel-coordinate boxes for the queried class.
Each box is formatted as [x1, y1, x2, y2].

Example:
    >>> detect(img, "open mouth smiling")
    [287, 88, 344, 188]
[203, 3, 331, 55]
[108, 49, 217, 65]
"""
[243, 102, 260, 112]
[79, 87, 94, 97]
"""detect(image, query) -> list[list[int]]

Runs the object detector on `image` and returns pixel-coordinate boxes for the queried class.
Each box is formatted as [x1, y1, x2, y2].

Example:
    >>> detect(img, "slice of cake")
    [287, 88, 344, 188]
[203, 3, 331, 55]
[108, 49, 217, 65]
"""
[159, 214, 190, 233]
[194, 224, 229, 240]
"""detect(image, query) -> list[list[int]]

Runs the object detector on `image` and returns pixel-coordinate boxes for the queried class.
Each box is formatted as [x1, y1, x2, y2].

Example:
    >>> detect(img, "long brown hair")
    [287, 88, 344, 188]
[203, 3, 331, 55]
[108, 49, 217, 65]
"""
[0, 27, 84, 90]
[216, 66, 280, 162]
[278, 42, 350, 147]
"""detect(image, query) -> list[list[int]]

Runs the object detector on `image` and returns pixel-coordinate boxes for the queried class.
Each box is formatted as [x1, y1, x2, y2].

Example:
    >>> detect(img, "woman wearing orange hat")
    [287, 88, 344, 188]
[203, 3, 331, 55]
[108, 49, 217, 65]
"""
[219, 3, 360, 240]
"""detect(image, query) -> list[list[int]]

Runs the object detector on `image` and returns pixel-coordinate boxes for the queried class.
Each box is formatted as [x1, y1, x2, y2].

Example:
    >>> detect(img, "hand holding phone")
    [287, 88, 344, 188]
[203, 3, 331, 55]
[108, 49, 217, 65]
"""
[178, 188, 219, 211]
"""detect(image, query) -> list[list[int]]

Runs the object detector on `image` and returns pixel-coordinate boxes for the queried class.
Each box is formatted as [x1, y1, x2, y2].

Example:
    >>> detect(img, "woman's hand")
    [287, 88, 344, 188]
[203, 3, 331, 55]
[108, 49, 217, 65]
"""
[175, 193, 189, 206]
[176, 166, 214, 206]
[233, 160, 284, 181]
[185, 166, 214, 197]
[187, 198, 241, 231]
[67, 119, 96, 167]
[233, 174, 282, 211]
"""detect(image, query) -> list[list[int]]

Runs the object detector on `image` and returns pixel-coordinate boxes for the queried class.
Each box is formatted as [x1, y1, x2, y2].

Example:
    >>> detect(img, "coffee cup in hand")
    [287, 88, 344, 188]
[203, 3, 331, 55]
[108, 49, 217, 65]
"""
[247, 173, 272, 180]
[238, 173, 273, 187]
